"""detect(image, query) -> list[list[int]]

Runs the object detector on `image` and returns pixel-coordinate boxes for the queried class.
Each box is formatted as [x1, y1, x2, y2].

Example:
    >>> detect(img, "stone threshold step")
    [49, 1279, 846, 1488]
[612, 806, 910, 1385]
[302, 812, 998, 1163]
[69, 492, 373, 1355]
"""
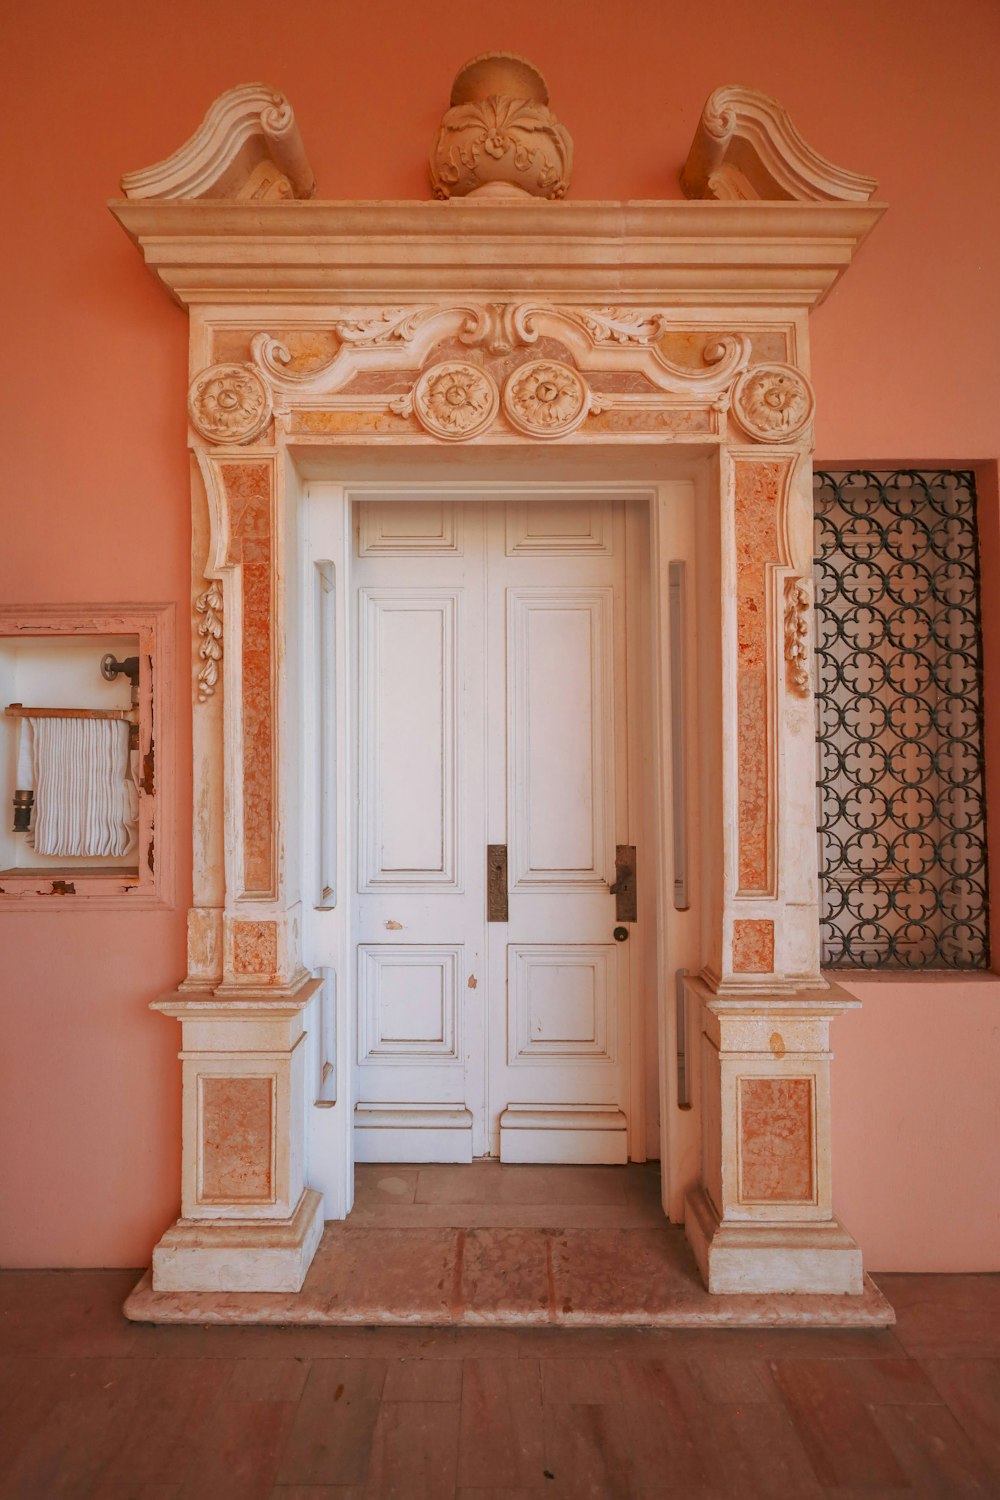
[124, 1224, 895, 1329]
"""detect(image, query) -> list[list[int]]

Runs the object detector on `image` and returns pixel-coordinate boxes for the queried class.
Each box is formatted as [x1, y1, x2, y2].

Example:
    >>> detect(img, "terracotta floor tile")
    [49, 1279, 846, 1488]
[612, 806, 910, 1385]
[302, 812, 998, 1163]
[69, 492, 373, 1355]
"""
[769, 1358, 909, 1489]
[1, 1355, 146, 1499]
[457, 1358, 544, 1489]
[381, 1357, 464, 1402]
[920, 1358, 1000, 1481]
[102, 1357, 232, 1484]
[686, 1353, 777, 1404]
[706, 1401, 824, 1497]
[540, 1357, 624, 1404]
[177, 1399, 297, 1500]
[542, 1402, 638, 1499]
[870, 1402, 997, 1495]
[461, 1229, 552, 1322]
[877, 1274, 1000, 1358]
[363, 1398, 460, 1497]
[0, 1270, 141, 1357]
[226, 1357, 311, 1404]
[275, 1360, 386, 1487]
[614, 1359, 721, 1492]
[845, 1355, 946, 1406]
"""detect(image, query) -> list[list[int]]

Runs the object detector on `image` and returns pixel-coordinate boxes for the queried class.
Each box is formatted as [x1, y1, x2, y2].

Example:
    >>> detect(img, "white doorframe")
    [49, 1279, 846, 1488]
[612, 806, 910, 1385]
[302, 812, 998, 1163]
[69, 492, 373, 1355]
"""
[296, 460, 712, 1223]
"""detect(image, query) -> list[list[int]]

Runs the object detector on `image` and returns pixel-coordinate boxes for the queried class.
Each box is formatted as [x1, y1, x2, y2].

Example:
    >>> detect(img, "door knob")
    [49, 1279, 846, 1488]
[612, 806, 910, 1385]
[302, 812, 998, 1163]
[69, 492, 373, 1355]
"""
[613, 926, 629, 943]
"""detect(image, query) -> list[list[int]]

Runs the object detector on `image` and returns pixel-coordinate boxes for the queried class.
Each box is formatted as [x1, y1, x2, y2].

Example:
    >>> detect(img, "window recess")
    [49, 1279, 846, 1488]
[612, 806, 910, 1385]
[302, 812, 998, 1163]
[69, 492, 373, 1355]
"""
[813, 470, 989, 969]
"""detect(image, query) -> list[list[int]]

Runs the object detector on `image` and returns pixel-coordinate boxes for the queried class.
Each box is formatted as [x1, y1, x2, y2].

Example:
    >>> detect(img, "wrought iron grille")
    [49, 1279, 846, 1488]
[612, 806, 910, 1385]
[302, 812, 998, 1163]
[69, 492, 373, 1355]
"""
[813, 470, 989, 968]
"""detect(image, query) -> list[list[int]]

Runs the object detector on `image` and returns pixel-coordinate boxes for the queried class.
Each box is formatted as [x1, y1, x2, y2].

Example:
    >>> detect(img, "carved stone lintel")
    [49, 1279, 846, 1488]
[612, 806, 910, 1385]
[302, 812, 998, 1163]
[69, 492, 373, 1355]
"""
[188, 364, 272, 446]
[732, 363, 814, 444]
[195, 580, 224, 702]
[429, 52, 572, 200]
[682, 85, 879, 203]
[121, 83, 316, 202]
[784, 576, 812, 696]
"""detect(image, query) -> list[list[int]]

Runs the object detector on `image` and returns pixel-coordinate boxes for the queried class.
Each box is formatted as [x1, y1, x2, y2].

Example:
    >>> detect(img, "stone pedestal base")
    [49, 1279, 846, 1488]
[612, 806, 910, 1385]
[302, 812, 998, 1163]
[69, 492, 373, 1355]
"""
[151, 1188, 325, 1294]
[685, 1185, 864, 1296]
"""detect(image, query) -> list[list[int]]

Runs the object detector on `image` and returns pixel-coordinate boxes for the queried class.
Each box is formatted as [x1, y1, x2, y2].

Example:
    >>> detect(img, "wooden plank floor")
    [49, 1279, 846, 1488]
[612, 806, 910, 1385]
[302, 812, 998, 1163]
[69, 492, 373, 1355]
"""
[1, 1266, 998, 1496]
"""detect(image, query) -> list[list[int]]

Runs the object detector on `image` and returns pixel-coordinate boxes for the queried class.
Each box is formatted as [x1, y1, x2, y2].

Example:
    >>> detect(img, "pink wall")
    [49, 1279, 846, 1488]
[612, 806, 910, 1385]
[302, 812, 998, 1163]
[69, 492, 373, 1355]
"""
[3, 0, 999, 1268]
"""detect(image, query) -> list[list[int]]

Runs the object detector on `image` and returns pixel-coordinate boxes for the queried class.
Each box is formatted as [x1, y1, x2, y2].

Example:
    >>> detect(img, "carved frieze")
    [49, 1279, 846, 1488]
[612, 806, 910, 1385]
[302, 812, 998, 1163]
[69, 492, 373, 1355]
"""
[502, 360, 590, 438]
[732, 364, 814, 444]
[784, 576, 812, 696]
[194, 580, 223, 702]
[429, 53, 572, 201]
[188, 364, 272, 445]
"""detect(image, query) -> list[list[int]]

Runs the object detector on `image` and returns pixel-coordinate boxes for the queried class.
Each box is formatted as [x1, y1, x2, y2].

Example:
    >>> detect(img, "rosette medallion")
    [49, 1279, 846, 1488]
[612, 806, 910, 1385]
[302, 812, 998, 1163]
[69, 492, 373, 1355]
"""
[731, 363, 815, 443]
[412, 361, 499, 441]
[187, 363, 273, 445]
[502, 360, 589, 439]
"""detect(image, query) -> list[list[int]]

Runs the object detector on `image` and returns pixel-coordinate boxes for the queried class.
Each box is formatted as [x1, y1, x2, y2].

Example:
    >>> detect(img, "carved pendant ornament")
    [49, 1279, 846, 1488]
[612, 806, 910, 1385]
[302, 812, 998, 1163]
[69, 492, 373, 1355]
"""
[732, 363, 815, 443]
[194, 579, 224, 702]
[784, 576, 812, 695]
[188, 363, 272, 444]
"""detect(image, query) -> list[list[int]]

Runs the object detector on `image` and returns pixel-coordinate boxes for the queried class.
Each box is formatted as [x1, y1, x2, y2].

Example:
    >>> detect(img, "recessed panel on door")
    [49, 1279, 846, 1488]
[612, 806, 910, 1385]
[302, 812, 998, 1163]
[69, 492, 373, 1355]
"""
[507, 587, 615, 889]
[357, 944, 463, 1063]
[507, 943, 618, 1064]
[358, 589, 459, 889]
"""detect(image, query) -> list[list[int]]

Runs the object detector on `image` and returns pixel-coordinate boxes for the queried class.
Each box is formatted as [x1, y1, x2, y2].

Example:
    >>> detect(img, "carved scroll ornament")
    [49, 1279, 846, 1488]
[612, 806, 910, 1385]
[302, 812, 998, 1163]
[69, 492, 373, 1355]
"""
[188, 364, 272, 445]
[732, 364, 814, 444]
[784, 576, 812, 696]
[195, 580, 223, 702]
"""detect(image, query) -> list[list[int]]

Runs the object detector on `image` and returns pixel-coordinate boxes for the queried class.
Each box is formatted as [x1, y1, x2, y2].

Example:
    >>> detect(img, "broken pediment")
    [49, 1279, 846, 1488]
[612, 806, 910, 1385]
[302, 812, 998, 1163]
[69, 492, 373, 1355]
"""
[120, 83, 316, 202]
[681, 85, 878, 203]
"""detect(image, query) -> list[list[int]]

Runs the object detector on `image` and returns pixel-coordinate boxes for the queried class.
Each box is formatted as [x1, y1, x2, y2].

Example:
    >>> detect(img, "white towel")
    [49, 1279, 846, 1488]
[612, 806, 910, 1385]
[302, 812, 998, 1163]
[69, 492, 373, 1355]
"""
[17, 717, 138, 858]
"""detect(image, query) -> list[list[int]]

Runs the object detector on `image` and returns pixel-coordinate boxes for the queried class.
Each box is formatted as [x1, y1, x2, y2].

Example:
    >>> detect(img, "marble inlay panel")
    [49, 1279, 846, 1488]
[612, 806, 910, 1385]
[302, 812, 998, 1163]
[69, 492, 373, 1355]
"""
[222, 462, 274, 896]
[199, 1075, 274, 1202]
[732, 918, 775, 973]
[232, 919, 278, 976]
[734, 460, 782, 892]
[739, 1077, 814, 1203]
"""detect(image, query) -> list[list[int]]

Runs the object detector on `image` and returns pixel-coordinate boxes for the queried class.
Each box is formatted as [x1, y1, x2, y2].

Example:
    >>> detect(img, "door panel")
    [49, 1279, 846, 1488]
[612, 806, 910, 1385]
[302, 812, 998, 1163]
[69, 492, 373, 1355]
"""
[352, 496, 640, 1163]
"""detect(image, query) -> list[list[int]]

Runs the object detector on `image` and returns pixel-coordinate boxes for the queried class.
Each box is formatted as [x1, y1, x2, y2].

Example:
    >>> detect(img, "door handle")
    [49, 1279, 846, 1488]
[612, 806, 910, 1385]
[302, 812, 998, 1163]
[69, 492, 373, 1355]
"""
[487, 844, 508, 922]
[610, 844, 637, 923]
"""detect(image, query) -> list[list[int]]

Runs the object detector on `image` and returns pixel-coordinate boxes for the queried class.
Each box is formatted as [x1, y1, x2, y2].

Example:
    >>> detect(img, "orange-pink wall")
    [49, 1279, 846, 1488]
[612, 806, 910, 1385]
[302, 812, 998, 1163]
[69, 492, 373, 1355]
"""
[3, 0, 999, 1269]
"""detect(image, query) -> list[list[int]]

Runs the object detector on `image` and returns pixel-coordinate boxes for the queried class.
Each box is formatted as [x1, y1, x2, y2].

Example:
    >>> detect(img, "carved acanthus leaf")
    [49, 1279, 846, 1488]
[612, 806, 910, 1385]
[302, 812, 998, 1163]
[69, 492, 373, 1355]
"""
[332, 308, 431, 347]
[580, 308, 671, 345]
[195, 580, 224, 702]
[784, 576, 812, 695]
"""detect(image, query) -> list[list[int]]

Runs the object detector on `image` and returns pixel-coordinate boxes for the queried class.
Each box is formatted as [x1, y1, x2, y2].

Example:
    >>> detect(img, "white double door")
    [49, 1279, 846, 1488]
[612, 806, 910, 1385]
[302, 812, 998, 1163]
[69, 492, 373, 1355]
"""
[352, 496, 642, 1163]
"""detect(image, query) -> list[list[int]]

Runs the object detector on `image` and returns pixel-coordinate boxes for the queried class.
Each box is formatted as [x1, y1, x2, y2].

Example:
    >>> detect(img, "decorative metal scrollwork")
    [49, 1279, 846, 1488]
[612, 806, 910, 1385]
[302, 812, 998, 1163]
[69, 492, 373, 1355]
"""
[814, 470, 989, 969]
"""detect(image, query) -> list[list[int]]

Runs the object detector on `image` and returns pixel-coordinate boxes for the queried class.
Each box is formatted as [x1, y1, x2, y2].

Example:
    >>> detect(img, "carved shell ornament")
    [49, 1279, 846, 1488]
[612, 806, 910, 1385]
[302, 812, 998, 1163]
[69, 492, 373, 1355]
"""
[188, 363, 272, 444]
[503, 360, 590, 438]
[430, 53, 573, 200]
[413, 361, 499, 441]
[732, 363, 815, 443]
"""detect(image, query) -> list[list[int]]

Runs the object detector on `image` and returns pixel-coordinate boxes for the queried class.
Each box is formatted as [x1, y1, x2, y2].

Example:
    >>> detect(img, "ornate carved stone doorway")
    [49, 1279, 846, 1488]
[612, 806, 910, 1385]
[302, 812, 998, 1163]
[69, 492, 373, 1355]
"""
[111, 69, 887, 1312]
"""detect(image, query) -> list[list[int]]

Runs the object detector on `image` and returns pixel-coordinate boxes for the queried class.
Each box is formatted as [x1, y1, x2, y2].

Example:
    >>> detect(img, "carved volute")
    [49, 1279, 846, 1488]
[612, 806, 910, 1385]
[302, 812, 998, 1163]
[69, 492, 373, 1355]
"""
[429, 52, 573, 201]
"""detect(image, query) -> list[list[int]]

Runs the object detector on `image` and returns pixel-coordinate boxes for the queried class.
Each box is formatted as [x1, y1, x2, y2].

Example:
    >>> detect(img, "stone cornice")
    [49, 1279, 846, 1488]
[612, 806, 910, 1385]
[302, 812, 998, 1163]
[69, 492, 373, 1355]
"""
[108, 198, 885, 311]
